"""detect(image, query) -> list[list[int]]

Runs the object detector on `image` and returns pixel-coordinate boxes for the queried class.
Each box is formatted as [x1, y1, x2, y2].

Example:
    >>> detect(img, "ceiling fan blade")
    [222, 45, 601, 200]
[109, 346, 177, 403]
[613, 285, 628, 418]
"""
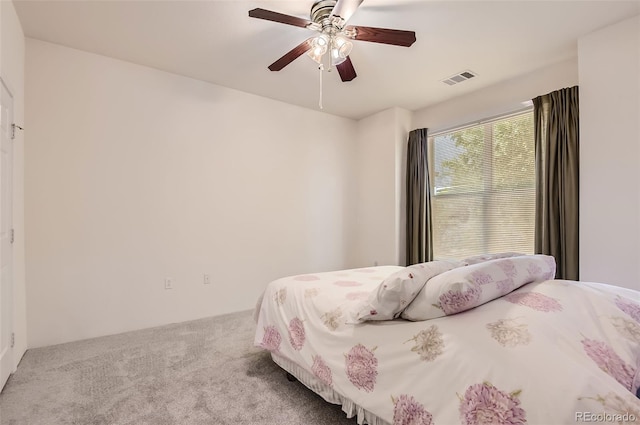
[268, 38, 315, 71]
[249, 8, 313, 28]
[346, 25, 416, 47]
[336, 56, 357, 82]
[330, 0, 364, 25]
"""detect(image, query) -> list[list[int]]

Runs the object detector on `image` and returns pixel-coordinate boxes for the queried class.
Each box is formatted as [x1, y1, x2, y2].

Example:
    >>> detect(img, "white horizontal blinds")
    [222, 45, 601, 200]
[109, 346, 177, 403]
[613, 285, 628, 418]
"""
[429, 110, 535, 260]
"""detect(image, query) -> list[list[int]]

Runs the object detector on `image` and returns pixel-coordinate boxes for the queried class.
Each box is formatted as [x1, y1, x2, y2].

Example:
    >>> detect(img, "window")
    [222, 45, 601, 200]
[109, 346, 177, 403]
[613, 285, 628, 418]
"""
[429, 109, 535, 260]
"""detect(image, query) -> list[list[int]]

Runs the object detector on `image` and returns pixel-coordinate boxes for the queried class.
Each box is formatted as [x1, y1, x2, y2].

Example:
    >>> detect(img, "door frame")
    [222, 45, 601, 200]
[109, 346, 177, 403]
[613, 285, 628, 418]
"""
[0, 77, 15, 392]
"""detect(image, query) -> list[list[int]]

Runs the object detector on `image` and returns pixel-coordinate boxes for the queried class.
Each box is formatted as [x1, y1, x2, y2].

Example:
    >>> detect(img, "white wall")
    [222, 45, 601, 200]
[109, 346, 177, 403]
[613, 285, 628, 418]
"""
[394, 108, 412, 265]
[350, 107, 411, 268]
[21, 15, 640, 350]
[349, 60, 578, 269]
[1, 0, 26, 369]
[25, 39, 357, 348]
[412, 58, 579, 132]
[578, 15, 640, 290]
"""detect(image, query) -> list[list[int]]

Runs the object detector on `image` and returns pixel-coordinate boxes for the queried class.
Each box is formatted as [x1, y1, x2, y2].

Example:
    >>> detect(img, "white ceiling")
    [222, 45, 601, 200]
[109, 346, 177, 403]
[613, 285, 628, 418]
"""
[13, 0, 640, 119]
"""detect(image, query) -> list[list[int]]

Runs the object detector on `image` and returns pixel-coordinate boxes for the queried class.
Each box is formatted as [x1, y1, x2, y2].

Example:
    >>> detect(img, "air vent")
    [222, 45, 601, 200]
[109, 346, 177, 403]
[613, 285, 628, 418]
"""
[441, 70, 477, 86]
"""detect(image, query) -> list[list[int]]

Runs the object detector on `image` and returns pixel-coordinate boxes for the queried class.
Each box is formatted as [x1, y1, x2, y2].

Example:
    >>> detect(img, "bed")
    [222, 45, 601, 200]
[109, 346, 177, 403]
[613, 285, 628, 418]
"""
[254, 254, 640, 424]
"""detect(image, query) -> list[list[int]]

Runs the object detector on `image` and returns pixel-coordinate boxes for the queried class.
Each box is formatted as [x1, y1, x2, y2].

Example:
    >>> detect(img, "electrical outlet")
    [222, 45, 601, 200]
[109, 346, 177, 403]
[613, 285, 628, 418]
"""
[203, 274, 211, 284]
[164, 277, 173, 290]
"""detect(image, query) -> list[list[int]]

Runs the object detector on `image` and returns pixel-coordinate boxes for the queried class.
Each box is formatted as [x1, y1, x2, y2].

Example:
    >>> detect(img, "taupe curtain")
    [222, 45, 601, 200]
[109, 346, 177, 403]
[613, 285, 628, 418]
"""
[533, 86, 579, 280]
[406, 128, 432, 265]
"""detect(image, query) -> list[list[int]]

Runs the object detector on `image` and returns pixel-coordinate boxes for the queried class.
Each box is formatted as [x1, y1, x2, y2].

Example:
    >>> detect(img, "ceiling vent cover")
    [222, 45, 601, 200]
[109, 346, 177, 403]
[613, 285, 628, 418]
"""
[441, 70, 477, 86]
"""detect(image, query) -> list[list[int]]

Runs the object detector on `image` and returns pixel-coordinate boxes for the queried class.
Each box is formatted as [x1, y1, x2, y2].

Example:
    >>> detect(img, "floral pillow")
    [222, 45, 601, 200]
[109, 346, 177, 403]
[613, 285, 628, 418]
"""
[401, 255, 556, 321]
[461, 252, 525, 266]
[350, 260, 462, 323]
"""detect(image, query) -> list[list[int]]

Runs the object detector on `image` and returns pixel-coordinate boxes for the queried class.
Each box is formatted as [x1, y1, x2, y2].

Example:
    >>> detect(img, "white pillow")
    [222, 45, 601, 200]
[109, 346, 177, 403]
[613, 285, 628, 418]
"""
[401, 255, 556, 321]
[461, 252, 525, 266]
[350, 260, 461, 323]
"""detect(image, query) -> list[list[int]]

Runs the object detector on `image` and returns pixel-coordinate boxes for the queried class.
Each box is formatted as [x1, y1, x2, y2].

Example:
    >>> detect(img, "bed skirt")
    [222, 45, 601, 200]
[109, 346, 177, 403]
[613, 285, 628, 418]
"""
[271, 353, 391, 425]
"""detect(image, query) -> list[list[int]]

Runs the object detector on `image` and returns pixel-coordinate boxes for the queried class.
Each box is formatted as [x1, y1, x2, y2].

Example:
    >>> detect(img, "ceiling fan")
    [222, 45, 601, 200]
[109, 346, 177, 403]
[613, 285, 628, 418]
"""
[248, 0, 416, 82]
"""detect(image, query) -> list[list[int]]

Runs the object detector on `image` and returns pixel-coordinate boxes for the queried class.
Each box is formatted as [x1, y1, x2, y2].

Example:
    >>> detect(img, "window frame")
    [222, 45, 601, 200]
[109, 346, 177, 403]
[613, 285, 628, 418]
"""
[427, 106, 535, 259]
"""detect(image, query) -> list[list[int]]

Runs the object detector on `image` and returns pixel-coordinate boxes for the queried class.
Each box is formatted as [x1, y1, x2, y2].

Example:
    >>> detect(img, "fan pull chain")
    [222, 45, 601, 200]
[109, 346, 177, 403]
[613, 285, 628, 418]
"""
[318, 64, 324, 109]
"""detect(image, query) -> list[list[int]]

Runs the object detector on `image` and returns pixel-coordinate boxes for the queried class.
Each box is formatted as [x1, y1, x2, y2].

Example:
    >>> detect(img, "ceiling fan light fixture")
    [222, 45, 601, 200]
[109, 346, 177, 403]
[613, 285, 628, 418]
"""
[333, 35, 348, 48]
[249, 0, 416, 84]
[308, 34, 352, 67]
[308, 34, 329, 64]
[330, 36, 352, 66]
[331, 52, 347, 66]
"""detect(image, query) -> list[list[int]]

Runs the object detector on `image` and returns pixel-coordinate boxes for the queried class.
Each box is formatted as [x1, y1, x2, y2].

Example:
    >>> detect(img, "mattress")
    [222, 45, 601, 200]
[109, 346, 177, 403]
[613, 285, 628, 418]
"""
[254, 265, 640, 424]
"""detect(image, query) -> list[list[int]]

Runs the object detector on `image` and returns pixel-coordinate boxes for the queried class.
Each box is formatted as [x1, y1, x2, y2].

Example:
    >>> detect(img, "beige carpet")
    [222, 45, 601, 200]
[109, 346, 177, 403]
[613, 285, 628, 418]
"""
[0, 310, 357, 425]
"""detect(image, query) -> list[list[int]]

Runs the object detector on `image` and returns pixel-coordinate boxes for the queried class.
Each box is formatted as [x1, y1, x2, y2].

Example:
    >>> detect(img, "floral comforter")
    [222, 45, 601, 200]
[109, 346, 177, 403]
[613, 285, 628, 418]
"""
[254, 266, 640, 424]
